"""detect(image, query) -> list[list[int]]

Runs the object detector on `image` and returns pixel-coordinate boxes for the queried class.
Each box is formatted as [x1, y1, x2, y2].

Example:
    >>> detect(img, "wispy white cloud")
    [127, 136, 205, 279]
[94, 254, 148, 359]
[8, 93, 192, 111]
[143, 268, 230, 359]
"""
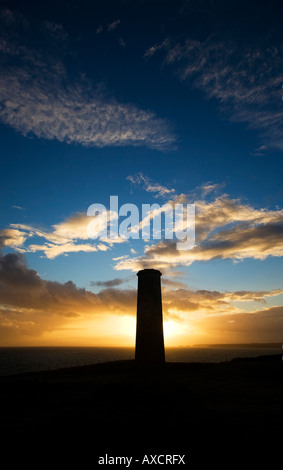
[0, 8, 175, 150]
[26, 242, 104, 259]
[0, 68, 175, 150]
[11, 205, 25, 211]
[108, 19, 120, 31]
[127, 172, 175, 198]
[119, 38, 126, 48]
[145, 34, 283, 151]
[96, 19, 121, 35]
[144, 38, 170, 58]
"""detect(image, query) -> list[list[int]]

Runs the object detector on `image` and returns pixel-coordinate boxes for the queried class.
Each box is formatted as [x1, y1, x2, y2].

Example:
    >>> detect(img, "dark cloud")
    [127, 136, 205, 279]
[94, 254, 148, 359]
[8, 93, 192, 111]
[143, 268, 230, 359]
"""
[0, 250, 132, 319]
[0, 252, 41, 288]
[91, 278, 127, 288]
[0, 251, 99, 313]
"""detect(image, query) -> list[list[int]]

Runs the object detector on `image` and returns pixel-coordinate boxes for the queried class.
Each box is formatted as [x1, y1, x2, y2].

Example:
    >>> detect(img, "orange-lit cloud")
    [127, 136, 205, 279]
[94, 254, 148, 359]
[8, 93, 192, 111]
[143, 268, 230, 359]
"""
[187, 305, 283, 344]
[114, 194, 283, 271]
[2, 212, 125, 258]
[0, 228, 29, 247]
[0, 248, 282, 345]
[4, 188, 283, 265]
[0, 249, 137, 345]
[1, 183, 283, 346]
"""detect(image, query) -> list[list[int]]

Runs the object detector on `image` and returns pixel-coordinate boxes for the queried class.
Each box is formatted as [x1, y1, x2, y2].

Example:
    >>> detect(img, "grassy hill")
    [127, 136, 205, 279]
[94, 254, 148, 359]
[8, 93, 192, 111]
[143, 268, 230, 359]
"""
[0, 356, 282, 467]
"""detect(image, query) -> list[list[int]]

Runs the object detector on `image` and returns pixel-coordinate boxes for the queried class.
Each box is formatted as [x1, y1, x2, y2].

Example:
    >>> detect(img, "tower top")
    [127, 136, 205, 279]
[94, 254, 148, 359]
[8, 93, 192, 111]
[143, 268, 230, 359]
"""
[137, 269, 162, 277]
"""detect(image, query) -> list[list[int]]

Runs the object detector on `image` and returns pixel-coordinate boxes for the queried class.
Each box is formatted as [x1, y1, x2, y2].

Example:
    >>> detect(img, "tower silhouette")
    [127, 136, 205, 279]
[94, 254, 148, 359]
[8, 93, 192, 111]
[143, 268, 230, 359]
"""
[135, 269, 165, 363]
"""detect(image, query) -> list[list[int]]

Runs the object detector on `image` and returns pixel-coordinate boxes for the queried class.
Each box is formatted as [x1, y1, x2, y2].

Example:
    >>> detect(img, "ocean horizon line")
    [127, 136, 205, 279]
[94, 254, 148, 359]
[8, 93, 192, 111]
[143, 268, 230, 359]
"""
[0, 342, 281, 349]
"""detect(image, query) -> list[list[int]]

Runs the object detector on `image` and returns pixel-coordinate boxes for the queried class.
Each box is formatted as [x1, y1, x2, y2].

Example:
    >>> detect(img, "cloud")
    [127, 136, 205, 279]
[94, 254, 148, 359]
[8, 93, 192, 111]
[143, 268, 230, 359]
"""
[1, 258, 107, 317]
[2, 248, 280, 320]
[0, 248, 282, 344]
[145, 30, 283, 151]
[191, 305, 283, 343]
[127, 172, 175, 198]
[161, 286, 283, 318]
[144, 38, 170, 58]
[108, 19, 120, 31]
[0, 8, 175, 150]
[0, 250, 137, 341]
[5, 209, 133, 258]
[125, 173, 185, 242]
[96, 25, 103, 34]
[2, 185, 282, 342]
[43, 20, 69, 41]
[0, 69, 175, 150]
[222, 289, 283, 304]
[198, 182, 226, 197]
[114, 189, 283, 271]
[0, 252, 42, 288]
[97, 287, 136, 313]
[119, 38, 126, 48]
[27, 242, 101, 259]
[161, 278, 188, 289]
[1, 211, 123, 259]
[91, 277, 129, 288]
[12, 205, 25, 210]
[96, 19, 121, 35]
[0, 229, 29, 248]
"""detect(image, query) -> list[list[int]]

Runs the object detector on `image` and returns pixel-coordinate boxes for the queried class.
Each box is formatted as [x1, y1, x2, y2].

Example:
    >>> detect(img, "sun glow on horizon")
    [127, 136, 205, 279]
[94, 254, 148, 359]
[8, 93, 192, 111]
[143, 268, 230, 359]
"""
[37, 316, 190, 348]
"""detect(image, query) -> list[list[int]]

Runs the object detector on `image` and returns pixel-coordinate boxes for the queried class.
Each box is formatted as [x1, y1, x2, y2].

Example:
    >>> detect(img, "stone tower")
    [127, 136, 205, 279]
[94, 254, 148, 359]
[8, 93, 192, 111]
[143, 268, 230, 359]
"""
[135, 269, 165, 363]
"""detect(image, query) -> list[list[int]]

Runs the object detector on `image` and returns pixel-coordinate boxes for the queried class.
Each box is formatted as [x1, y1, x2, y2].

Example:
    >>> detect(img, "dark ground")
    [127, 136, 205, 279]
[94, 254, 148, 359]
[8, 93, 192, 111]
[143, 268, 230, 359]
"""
[0, 355, 282, 468]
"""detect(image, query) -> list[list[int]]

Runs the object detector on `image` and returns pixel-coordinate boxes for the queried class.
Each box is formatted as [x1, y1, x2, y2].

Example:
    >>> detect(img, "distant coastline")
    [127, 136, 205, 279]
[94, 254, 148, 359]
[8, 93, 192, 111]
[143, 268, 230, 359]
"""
[190, 343, 282, 349]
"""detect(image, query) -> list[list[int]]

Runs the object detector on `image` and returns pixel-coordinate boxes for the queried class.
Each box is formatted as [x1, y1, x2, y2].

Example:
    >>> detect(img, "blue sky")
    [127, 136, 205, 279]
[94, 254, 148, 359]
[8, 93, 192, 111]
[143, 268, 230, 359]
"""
[0, 0, 283, 346]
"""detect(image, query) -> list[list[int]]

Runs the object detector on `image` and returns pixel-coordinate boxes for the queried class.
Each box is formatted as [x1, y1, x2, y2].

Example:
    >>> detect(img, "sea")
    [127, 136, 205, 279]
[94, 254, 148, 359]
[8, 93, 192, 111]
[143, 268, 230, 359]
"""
[0, 345, 282, 376]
